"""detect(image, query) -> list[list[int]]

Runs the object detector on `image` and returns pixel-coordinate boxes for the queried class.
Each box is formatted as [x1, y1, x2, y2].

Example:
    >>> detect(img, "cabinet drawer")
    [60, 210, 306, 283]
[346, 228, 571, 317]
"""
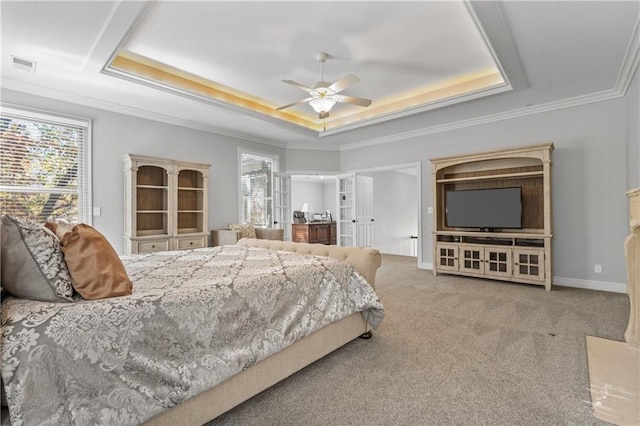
[137, 239, 169, 253]
[177, 237, 206, 250]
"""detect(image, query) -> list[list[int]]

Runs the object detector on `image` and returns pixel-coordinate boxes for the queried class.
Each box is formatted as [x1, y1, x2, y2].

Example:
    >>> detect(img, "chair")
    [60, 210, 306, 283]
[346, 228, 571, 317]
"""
[210, 227, 284, 246]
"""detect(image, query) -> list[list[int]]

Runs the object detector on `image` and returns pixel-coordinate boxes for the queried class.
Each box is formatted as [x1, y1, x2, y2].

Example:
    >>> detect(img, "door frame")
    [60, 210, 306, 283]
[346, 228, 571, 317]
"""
[347, 161, 422, 268]
[287, 163, 422, 268]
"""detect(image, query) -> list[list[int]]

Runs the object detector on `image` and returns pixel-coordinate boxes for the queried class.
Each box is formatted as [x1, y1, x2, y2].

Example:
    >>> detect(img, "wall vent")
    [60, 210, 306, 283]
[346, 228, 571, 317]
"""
[10, 55, 36, 73]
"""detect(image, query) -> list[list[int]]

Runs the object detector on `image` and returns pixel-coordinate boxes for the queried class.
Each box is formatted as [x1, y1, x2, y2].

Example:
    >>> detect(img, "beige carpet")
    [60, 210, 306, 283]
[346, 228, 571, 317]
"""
[209, 254, 630, 426]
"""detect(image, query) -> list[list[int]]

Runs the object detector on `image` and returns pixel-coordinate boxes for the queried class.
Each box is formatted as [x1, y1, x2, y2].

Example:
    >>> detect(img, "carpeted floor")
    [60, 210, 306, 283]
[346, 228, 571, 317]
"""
[209, 254, 630, 426]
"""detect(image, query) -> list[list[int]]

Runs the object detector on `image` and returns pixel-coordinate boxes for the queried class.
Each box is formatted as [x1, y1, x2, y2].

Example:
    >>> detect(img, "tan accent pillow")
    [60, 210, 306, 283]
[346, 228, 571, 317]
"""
[44, 220, 75, 241]
[228, 223, 257, 239]
[60, 224, 133, 300]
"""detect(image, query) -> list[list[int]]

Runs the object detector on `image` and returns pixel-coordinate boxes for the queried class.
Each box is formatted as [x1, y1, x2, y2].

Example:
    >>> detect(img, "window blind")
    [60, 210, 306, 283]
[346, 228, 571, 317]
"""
[240, 152, 274, 227]
[0, 106, 91, 223]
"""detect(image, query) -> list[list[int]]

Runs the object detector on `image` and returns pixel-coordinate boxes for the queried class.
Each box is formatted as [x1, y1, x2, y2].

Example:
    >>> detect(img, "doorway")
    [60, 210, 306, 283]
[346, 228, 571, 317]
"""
[357, 164, 420, 257]
[290, 162, 421, 260]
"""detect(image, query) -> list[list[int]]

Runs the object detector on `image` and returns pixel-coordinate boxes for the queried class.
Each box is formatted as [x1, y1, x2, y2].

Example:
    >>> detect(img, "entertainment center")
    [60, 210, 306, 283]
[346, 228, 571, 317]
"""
[431, 143, 553, 290]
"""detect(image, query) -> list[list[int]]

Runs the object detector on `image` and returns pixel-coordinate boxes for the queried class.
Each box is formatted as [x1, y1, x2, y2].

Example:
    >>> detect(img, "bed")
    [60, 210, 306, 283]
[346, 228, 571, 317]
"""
[1, 220, 384, 426]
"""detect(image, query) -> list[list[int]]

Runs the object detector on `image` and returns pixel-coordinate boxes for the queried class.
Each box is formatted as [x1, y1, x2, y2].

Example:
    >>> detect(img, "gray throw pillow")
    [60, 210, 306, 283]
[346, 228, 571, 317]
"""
[0, 215, 74, 302]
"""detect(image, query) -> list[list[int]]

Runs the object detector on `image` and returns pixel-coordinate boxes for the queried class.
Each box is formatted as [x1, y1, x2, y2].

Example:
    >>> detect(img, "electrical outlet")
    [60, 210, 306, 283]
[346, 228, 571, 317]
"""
[428, 207, 433, 215]
[594, 264, 602, 274]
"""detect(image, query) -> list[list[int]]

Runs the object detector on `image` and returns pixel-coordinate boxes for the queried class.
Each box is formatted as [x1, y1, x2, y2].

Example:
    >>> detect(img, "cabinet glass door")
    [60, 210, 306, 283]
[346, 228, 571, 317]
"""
[484, 247, 511, 278]
[459, 246, 484, 274]
[436, 244, 458, 271]
[513, 249, 545, 281]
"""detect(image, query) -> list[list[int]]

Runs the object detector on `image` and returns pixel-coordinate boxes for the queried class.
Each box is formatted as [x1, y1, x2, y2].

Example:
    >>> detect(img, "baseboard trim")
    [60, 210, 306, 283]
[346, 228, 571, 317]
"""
[420, 262, 433, 270]
[416, 265, 626, 293]
[553, 276, 627, 293]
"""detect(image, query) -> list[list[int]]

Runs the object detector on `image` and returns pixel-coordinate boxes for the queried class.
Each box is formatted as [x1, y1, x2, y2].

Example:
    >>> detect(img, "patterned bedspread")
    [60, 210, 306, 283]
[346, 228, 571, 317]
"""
[1, 245, 384, 425]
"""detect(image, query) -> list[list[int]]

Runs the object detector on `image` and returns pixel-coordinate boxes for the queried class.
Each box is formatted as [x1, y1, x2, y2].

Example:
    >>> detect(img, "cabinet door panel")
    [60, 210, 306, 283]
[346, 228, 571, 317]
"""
[484, 247, 511, 278]
[459, 245, 484, 274]
[435, 243, 458, 272]
[513, 249, 545, 281]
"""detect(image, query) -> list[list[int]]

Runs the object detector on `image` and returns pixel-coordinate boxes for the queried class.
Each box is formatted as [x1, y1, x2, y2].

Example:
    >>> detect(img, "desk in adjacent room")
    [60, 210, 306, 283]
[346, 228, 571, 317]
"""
[292, 222, 336, 245]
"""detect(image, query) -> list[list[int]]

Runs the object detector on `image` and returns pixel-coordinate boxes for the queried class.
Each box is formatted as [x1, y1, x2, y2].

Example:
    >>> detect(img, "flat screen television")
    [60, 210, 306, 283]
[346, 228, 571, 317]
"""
[445, 187, 522, 230]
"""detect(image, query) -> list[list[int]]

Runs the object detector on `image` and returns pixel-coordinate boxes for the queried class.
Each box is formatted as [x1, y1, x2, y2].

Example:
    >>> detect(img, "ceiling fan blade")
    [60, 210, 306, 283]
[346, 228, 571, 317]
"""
[334, 94, 372, 107]
[276, 97, 313, 111]
[328, 74, 359, 93]
[282, 79, 315, 94]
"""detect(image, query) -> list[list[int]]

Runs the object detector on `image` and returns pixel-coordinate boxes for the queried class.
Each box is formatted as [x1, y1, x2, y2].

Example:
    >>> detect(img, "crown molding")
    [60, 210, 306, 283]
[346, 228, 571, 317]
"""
[338, 88, 625, 152]
[338, 18, 640, 152]
[3, 11, 638, 154]
[615, 15, 640, 96]
[1, 78, 288, 149]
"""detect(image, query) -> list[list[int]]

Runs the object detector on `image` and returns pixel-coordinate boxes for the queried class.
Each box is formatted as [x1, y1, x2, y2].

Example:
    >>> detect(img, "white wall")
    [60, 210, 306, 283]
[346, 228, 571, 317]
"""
[291, 180, 324, 218]
[291, 179, 337, 220]
[1, 89, 286, 254]
[341, 98, 630, 290]
[323, 180, 336, 218]
[360, 170, 418, 256]
[286, 149, 340, 173]
[627, 67, 640, 189]
[3, 86, 638, 292]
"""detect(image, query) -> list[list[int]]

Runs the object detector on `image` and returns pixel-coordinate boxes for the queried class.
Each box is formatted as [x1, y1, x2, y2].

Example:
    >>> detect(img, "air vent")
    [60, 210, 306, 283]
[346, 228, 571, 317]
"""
[10, 55, 36, 73]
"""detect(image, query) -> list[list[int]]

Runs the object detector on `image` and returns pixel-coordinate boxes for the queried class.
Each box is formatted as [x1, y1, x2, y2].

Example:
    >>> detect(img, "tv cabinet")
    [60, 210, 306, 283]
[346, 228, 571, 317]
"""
[431, 143, 553, 290]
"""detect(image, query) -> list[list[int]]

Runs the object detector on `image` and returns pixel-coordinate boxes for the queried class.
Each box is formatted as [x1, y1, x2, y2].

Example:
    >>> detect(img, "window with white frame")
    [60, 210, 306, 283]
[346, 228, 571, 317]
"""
[239, 150, 278, 228]
[0, 106, 91, 223]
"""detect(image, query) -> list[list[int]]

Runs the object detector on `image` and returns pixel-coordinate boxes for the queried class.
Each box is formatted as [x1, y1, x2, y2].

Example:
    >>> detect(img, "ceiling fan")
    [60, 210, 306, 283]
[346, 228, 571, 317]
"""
[276, 52, 372, 119]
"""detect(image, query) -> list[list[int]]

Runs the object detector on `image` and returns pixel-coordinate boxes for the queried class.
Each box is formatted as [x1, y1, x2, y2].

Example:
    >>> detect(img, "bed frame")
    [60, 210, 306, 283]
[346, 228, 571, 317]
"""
[144, 238, 382, 425]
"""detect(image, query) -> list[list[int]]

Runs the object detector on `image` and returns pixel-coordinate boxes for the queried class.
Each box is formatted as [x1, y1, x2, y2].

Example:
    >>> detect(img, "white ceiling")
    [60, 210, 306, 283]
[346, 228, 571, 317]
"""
[1, 1, 639, 150]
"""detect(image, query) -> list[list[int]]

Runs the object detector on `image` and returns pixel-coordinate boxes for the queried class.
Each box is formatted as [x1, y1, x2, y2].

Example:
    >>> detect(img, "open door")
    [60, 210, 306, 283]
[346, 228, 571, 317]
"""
[336, 173, 374, 247]
[337, 174, 355, 246]
[273, 172, 291, 241]
[356, 175, 374, 247]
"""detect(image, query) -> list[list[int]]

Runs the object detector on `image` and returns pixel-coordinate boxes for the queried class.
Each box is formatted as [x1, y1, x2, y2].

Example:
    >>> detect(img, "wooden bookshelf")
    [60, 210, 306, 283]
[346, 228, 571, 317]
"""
[123, 154, 210, 254]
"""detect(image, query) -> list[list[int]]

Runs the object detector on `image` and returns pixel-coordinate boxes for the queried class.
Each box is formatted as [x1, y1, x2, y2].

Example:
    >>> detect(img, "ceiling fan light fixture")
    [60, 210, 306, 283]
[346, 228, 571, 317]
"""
[277, 52, 371, 119]
[309, 97, 336, 114]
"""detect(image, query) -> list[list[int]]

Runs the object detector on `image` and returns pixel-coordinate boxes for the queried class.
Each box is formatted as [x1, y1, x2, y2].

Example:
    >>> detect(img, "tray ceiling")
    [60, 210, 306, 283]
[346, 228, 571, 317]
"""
[105, 1, 509, 134]
[1, 1, 638, 149]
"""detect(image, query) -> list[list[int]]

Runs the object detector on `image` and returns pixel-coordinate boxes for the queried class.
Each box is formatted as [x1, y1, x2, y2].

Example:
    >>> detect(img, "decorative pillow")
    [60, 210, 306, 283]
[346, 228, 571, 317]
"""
[60, 224, 133, 300]
[228, 223, 257, 239]
[44, 220, 76, 241]
[0, 215, 74, 302]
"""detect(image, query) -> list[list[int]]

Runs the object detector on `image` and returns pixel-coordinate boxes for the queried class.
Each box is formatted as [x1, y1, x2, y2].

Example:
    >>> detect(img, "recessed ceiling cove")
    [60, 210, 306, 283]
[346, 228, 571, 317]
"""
[104, 1, 510, 136]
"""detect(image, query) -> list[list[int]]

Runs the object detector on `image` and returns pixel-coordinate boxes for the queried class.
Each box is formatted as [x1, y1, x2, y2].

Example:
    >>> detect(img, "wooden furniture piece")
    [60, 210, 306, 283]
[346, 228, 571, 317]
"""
[144, 238, 381, 425]
[210, 227, 284, 246]
[123, 154, 210, 254]
[292, 222, 337, 245]
[431, 143, 553, 290]
[586, 188, 639, 425]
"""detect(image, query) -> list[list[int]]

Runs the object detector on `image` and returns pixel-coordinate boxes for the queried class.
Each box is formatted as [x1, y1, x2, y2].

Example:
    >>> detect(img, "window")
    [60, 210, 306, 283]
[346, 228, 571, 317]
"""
[0, 106, 91, 223]
[239, 150, 278, 227]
